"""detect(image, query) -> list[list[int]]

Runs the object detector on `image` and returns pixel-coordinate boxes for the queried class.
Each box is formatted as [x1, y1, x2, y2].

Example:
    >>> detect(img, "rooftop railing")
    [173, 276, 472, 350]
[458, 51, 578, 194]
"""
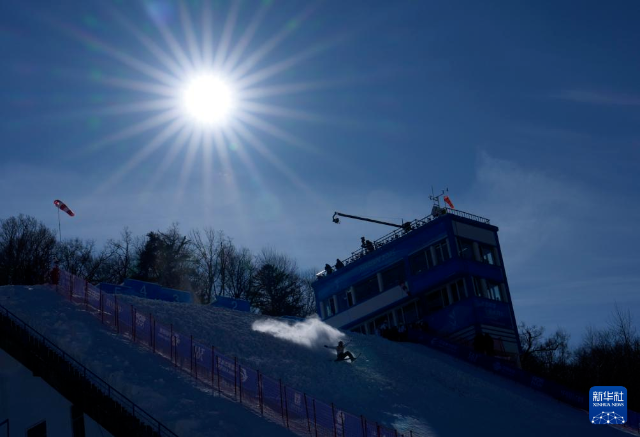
[317, 208, 490, 278]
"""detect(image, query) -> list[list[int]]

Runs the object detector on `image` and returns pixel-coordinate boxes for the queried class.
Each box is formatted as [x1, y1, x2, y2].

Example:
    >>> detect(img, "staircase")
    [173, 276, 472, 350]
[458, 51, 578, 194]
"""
[0, 303, 178, 437]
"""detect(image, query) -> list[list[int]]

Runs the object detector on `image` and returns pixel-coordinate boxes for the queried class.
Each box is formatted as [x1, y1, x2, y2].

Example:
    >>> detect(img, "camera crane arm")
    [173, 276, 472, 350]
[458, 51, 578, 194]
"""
[332, 212, 412, 232]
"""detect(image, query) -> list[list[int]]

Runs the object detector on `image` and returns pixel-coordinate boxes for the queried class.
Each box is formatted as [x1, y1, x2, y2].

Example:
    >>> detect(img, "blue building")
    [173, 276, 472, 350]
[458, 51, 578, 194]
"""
[312, 206, 522, 361]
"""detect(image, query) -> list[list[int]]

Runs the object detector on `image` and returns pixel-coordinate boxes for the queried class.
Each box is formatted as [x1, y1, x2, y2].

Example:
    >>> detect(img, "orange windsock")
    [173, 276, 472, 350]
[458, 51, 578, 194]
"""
[54, 199, 75, 217]
[443, 195, 455, 209]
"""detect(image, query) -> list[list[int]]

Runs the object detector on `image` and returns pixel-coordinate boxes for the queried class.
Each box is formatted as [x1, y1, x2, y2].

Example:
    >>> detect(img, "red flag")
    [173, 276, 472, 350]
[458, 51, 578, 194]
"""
[54, 199, 75, 217]
[443, 195, 455, 209]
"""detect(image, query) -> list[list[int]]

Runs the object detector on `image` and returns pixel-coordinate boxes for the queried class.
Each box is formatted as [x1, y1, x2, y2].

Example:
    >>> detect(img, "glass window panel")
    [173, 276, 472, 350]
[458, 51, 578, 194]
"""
[381, 262, 406, 291]
[353, 276, 379, 302]
[410, 250, 428, 275]
[480, 244, 495, 265]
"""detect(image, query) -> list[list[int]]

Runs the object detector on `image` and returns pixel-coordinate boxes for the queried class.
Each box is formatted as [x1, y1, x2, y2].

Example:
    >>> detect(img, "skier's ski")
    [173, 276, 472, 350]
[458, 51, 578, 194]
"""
[333, 352, 361, 362]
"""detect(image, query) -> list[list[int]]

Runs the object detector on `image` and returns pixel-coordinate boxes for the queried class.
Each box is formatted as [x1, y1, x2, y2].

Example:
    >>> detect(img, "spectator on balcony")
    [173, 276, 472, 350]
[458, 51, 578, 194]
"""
[365, 239, 375, 253]
[324, 264, 333, 275]
[335, 258, 345, 269]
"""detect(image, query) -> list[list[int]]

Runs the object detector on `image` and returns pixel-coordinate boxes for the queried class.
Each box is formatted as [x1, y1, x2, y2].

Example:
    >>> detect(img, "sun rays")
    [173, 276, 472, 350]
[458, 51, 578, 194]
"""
[47, 0, 345, 209]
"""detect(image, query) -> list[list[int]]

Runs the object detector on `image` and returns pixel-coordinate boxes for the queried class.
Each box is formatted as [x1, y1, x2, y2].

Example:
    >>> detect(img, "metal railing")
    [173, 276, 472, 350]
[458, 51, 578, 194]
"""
[0, 302, 178, 437]
[318, 208, 490, 277]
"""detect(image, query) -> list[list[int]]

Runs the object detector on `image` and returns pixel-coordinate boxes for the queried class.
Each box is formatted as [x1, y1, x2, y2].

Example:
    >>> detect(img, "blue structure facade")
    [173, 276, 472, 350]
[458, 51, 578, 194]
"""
[98, 279, 194, 303]
[210, 295, 251, 312]
[312, 208, 522, 360]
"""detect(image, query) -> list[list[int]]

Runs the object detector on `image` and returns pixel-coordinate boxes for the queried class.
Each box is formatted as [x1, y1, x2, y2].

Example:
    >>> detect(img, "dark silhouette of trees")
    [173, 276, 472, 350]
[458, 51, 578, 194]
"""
[134, 224, 192, 290]
[0, 215, 57, 285]
[226, 247, 257, 303]
[101, 227, 138, 284]
[0, 215, 315, 318]
[135, 231, 161, 283]
[518, 322, 570, 372]
[55, 238, 114, 284]
[519, 305, 639, 411]
[252, 249, 306, 317]
[189, 227, 220, 304]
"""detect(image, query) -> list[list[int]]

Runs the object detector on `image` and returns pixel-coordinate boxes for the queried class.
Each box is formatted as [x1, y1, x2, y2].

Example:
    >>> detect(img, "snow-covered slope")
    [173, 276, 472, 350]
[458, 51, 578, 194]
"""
[0, 285, 627, 437]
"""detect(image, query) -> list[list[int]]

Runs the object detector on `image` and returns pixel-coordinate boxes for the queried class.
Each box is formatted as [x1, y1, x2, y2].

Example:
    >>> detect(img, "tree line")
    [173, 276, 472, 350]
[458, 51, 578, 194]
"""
[0, 214, 316, 318]
[518, 305, 639, 411]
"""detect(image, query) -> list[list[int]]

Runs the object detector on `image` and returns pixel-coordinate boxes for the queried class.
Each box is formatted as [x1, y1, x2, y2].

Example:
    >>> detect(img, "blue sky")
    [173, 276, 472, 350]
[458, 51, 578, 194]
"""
[1, 0, 639, 344]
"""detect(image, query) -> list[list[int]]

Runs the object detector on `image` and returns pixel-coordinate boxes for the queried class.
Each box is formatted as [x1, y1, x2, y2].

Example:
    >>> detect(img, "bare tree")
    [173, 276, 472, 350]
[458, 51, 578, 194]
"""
[215, 234, 234, 297]
[103, 227, 138, 284]
[190, 227, 221, 303]
[299, 268, 318, 317]
[56, 238, 114, 284]
[226, 246, 256, 302]
[518, 322, 570, 370]
[608, 303, 637, 351]
[0, 215, 57, 285]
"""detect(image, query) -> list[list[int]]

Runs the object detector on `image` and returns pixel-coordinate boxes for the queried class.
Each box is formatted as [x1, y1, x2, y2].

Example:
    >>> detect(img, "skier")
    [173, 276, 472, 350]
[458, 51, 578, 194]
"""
[325, 341, 356, 361]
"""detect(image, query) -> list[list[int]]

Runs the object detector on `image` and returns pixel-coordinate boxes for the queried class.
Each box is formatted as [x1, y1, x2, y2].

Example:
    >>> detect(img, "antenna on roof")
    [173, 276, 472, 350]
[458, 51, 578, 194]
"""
[429, 187, 448, 207]
[429, 187, 451, 217]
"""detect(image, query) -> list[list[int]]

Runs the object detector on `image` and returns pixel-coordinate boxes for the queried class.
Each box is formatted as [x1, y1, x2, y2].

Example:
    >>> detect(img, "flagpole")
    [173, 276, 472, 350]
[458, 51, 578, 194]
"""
[57, 206, 62, 242]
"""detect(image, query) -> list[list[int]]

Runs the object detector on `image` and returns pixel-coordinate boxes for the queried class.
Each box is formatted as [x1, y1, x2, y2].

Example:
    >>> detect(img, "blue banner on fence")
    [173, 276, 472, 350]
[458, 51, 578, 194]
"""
[98, 283, 135, 295]
[285, 387, 306, 419]
[210, 295, 250, 312]
[87, 283, 101, 309]
[174, 332, 191, 364]
[261, 375, 282, 409]
[121, 279, 194, 303]
[155, 322, 172, 357]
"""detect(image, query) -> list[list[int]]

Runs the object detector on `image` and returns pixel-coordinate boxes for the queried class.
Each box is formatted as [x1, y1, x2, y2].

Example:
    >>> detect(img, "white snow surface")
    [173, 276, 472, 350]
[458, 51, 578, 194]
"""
[0, 285, 628, 437]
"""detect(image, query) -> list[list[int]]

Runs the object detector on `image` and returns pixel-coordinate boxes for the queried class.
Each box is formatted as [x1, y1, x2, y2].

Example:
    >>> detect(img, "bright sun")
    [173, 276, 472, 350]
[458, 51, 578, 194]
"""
[182, 74, 235, 125]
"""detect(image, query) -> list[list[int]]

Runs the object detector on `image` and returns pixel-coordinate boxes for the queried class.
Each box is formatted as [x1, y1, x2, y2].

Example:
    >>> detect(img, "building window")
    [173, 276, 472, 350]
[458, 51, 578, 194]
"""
[433, 240, 451, 265]
[486, 281, 502, 301]
[441, 287, 450, 306]
[456, 238, 474, 260]
[346, 290, 354, 307]
[324, 298, 335, 317]
[381, 262, 406, 291]
[472, 277, 483, 298]
[409, 250, 429, 275]
[479, 243, 496, 265]
[449, 280, 462, 303]
[353, 276, 379, 303]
